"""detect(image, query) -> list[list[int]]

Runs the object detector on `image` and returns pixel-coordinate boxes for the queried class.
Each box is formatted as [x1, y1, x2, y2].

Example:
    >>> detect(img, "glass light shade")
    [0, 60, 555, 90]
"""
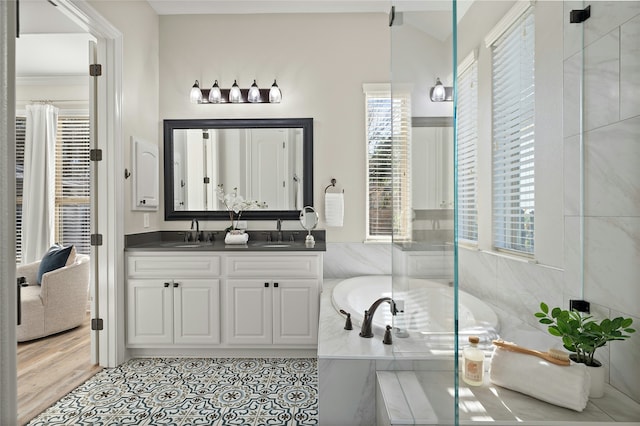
[269, 80, 282, 103]
[229, 80, 242, 103]
[190, 80, 203, 104]
[208, 80, 222, 103]
[248, 80, 261, 103]
[431, 78, 446, 102]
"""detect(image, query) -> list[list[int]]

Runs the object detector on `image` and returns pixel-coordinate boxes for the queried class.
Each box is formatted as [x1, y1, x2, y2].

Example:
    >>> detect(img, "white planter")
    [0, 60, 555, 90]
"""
[586, 363, 605, 398]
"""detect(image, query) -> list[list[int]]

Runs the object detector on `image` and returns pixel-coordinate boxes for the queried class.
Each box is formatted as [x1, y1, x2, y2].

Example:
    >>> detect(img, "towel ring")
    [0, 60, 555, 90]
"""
[325, 178, 344, 193]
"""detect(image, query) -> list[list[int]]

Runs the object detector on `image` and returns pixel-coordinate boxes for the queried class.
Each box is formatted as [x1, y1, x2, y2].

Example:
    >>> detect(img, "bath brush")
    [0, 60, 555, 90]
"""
[492, 339, 571, 366]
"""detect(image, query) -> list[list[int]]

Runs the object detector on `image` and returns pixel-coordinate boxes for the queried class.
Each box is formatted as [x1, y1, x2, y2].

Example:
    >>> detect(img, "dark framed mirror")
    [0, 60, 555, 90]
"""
[164, 118, 313, 221]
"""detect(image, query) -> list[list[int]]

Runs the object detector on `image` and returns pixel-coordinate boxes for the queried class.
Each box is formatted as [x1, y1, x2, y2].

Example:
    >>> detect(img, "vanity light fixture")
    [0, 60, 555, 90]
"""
[190, 80, 203, 104]
[269, 80, 282, 103]
[208, 80, 222, 103]
[229, 80, 242, 103]
[248, 80, 261, 103]
[190, 79, 283, 104]
[429, 77, 453, 102]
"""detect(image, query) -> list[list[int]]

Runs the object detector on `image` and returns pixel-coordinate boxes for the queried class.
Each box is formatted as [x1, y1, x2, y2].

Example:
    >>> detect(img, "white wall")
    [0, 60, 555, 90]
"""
[158, 13, 390, 242]
[88, 0, 160, 235]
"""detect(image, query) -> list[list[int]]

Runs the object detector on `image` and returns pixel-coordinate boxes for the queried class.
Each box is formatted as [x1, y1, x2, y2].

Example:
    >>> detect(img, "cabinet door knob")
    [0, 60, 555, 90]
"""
[164, 282, 170, 288]
[173, 282, 179, 288]
[274, 282, 279, 288]
[264, 282, 269, 288]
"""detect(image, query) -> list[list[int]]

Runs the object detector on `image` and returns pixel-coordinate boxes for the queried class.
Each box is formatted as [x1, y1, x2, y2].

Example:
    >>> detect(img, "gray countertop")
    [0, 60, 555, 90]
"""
[124, 230, 326, 252]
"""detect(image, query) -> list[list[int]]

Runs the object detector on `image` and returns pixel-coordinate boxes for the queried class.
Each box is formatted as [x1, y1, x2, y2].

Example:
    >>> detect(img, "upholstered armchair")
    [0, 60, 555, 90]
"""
[17, 254, 90, 342]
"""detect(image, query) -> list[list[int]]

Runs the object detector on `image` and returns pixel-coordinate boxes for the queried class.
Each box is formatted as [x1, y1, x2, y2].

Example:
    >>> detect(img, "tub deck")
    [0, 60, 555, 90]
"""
[319, 279, 640, 425]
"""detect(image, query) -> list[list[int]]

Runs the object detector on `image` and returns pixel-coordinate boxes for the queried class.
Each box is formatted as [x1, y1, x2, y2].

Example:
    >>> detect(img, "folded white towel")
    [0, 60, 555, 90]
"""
[489, 347, 590, 412]
[325, 192, 344, 227]
[224, 232, 249, 245]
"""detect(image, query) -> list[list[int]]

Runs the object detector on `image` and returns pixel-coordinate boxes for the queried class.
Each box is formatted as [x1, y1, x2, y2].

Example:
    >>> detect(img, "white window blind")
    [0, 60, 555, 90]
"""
[364, 85, 411, 241]
[457, 60, 478, 243]
[55, 116, 91, 255]
[15, 117, 26, 263]
[491, 8, 535, 254]
[15, 114, 91, 262]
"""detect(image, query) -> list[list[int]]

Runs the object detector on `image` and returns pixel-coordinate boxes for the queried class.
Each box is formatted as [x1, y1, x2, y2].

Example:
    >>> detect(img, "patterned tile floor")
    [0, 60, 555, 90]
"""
[28, 358, 318, 425]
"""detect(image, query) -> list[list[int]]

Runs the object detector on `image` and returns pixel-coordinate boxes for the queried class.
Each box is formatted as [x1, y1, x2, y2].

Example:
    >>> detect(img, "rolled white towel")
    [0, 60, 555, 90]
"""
[325, 192, 344, 227]
[489, 347, 590, 412]
[224, 232, 249, 245]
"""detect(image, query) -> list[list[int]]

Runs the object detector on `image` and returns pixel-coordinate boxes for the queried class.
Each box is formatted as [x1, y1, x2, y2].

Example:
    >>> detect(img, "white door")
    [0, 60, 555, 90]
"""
[174, 279, 220, 344]
[273, 280, 318, 345]
[249, 129, 289, 209]
[225, 279, 272, 344]
[127, 279, 173, 345]
[132, 137, 159, 209]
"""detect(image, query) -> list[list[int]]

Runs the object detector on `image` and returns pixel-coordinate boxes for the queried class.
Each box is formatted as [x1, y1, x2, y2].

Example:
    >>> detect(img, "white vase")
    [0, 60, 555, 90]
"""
[224, 231, 249, 245]
[586, 363, 605, 398]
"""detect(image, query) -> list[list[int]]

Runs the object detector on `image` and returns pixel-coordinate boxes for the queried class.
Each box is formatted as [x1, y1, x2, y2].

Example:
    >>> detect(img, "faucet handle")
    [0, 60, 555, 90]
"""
[383, 325, 393, 345]
[339, 309, 353, 330]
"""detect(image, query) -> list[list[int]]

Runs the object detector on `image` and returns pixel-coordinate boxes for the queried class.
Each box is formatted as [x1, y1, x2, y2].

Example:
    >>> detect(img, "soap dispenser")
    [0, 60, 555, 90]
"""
[462, 335, 484, 386]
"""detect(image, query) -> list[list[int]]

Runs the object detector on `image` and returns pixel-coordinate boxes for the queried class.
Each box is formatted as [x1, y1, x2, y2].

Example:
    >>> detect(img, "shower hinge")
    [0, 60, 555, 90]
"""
[570, 5, 591, 24]
[570, 299, 590, 313]
[91, 318, 104, 331]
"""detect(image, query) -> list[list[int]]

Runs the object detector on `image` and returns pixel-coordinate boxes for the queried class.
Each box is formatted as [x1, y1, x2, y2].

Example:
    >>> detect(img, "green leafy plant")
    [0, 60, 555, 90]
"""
[535, 302, 636, 367]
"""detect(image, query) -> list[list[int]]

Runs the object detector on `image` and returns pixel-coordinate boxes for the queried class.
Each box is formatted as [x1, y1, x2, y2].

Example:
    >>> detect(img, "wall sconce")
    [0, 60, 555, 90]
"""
[429, 77, 453, 102]
[190, 79, 282, 104]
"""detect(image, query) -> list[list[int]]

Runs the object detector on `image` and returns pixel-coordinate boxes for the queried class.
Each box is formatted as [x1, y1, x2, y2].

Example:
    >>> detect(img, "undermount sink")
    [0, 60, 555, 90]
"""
[161, 242, 209, 248]
[260, 244, 292, 248]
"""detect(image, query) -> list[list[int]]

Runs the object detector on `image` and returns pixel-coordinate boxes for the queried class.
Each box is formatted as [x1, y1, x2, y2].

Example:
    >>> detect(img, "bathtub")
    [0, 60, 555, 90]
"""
[331, 275, 499, 348]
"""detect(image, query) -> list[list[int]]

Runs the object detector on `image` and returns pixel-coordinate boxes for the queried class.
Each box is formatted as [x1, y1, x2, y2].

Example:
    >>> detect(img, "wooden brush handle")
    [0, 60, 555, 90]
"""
[492, 340, 570, 366]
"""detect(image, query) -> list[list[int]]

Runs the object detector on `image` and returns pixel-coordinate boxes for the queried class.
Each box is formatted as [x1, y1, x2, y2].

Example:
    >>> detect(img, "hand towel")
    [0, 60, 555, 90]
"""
[325, 192, 344, 227]
[489, 347, 590, 412]
[224, 232, 249, 245]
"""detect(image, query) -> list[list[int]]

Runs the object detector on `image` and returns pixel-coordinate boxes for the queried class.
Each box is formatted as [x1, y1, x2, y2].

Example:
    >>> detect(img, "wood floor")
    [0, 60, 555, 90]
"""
[17, 313, 102, 426]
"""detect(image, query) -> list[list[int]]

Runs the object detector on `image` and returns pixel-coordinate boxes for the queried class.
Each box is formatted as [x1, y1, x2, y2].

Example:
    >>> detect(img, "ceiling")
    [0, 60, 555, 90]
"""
[17, 0, 463, 78]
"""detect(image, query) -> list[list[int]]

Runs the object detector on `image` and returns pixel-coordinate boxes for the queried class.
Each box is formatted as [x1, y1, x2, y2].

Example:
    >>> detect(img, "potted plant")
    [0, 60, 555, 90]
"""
[535, 302, 635, 397]
[216, 184, 267, 243]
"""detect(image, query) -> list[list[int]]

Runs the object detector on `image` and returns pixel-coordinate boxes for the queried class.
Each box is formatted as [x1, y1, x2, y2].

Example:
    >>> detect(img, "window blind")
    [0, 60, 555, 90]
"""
[457, 60, 478, 243]
[15, 117, 26, 263]
[364, 86, 411, 241]
[55, 116, 91, 255]
[491, 9, 535, 254]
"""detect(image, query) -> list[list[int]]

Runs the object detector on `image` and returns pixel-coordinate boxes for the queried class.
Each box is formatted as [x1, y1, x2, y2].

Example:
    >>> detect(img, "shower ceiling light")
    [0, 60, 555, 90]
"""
[189, 79, 283, 104]
[429, 77, 453, 102]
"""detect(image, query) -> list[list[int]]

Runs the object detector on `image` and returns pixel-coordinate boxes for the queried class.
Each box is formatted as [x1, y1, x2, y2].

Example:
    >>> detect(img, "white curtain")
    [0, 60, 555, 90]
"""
[21, 104, 58, 263]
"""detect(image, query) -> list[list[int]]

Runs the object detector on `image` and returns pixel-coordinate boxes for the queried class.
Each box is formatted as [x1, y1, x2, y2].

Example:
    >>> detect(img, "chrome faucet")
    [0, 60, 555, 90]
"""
[190, 218, 200, 242]
[276, 218, 283, 243]
[359, 297, 400, 338]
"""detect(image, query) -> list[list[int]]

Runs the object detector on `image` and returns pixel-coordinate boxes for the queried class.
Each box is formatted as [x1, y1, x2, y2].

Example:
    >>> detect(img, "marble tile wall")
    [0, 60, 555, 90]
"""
[562, 1, 640, 403]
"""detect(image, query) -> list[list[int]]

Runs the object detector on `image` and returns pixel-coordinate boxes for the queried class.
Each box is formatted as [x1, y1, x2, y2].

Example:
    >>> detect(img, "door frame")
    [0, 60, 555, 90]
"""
[56, 0, 125, 368]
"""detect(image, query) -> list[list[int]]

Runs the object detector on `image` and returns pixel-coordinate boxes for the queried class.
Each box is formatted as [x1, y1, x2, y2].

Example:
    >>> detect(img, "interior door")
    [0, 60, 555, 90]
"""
[249, 129, 289, 208]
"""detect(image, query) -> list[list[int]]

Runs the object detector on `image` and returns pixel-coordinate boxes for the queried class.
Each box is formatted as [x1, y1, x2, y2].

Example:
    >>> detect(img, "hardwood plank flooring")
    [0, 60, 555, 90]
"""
[17, 313, 102, 426]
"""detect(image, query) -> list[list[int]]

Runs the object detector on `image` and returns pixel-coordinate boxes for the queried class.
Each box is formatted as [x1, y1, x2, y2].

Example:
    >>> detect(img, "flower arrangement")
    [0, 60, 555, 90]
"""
[216, 184, 267, 231]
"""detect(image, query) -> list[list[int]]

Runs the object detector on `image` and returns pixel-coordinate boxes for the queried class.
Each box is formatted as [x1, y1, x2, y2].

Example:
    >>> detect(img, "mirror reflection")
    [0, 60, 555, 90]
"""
[411, 117, 454, 210]
[173, 128, 303, 211]
[299, 206, 319, 231]
[164, 118, 314, 221]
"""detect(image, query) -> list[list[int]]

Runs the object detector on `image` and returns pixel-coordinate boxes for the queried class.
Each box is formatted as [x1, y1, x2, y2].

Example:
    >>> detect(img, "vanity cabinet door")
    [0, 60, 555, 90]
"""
[272, 279, 318, 345]
[127, 279, 173, 345]
[174, 279, 220, 345]
[225, 279, 272, 345]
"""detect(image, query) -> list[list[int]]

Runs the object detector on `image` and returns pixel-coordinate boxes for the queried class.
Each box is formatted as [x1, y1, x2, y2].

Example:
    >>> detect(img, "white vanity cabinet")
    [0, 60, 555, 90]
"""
[126, 254, 221, 346]
[224, 254, 320, 346]
[126, 251, 322, 350]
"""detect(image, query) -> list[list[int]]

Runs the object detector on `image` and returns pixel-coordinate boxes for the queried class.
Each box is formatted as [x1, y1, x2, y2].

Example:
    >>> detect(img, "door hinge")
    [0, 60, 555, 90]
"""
[89, 64, 102, 77]
[90, 149, 103, 161]
[91, 234, 103, 246]
[91, 318, 104, 330]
